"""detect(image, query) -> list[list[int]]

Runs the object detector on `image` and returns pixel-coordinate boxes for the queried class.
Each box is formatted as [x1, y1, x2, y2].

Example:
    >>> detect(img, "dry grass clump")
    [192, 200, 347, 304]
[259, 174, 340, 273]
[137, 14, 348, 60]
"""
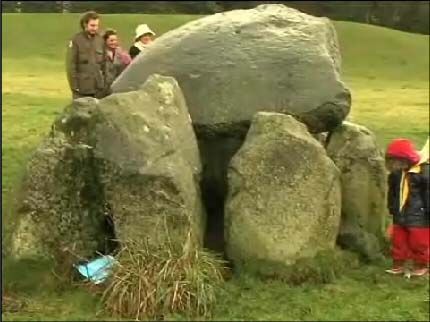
[101, 232, 227, 320]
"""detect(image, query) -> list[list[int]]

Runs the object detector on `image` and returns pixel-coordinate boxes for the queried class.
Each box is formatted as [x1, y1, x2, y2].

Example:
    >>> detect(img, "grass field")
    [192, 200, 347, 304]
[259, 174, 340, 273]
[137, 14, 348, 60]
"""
[2, 13, 430, 321]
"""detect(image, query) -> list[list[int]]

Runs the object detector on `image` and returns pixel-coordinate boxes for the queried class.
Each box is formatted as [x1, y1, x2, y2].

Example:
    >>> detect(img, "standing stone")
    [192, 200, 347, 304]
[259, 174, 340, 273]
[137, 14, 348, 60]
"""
[225, 113, 341, 269]
[112, 4, 351, 133]
[10, 135, 109, 260]
[326, 121, 387, 259]
[71, 74, 205, 248]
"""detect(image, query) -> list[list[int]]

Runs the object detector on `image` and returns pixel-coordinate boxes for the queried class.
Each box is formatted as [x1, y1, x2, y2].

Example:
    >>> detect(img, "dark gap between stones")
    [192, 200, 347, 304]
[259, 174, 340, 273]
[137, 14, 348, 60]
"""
[194, 121, 250, 258]
[79, 150, 119, 256]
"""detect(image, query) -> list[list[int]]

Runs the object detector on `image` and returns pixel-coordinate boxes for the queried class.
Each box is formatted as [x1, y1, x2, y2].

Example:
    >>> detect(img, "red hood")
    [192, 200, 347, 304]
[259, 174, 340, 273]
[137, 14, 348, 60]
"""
[386, 138, 420, 165]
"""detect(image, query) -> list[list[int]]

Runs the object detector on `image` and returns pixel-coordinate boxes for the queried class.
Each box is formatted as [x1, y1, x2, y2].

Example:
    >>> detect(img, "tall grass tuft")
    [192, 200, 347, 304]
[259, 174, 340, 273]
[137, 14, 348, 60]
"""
[101, 232, 227, 320]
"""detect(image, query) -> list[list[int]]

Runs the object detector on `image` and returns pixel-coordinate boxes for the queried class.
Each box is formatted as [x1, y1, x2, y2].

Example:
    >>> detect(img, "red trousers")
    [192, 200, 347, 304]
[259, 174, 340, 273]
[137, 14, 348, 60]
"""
[392, 225, 430, 265]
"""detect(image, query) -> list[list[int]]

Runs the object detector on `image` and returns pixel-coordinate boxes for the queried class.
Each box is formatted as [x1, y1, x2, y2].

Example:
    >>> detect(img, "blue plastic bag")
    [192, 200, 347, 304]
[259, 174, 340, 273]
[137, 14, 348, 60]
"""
[75, 255, 116, 284]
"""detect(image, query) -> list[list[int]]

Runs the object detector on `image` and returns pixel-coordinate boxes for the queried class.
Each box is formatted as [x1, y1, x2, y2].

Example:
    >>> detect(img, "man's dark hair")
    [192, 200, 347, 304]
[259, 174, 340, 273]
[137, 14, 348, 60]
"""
[80, 11, 99, 30]
[103, 29, 117, 41]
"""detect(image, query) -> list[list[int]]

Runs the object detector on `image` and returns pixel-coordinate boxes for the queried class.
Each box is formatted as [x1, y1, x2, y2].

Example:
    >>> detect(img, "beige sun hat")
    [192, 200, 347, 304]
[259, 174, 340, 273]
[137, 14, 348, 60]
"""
[135, 24, 155, 40]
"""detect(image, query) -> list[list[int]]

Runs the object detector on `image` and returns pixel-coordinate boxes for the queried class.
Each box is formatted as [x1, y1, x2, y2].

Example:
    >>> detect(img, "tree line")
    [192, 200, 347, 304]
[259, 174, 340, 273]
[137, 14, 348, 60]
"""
[2, 1, 429, 35]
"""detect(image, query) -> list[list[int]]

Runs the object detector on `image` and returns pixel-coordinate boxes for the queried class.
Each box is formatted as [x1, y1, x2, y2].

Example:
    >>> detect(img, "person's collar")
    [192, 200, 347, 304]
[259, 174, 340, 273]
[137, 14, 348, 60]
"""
[408, 163, 422, 173]
[134, 41, 147, 52]
[84, 30, 97, 38]
[106, 48, 115, 60]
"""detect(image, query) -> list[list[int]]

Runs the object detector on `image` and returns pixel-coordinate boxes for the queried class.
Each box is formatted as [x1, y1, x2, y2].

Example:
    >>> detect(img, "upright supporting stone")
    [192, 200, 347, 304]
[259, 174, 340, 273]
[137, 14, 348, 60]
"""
[326, 121, 387, 259]
[225, 113, 341, 270]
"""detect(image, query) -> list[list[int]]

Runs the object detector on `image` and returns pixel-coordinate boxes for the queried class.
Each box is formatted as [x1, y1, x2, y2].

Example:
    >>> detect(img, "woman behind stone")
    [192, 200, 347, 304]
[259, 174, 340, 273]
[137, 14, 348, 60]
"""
[102, 29, 131, 97]
[129, 24, 155, 60]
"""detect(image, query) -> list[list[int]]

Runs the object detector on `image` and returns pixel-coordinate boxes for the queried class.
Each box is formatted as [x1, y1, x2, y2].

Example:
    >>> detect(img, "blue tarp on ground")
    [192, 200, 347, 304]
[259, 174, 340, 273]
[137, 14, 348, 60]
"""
[75, 255, 116, 284]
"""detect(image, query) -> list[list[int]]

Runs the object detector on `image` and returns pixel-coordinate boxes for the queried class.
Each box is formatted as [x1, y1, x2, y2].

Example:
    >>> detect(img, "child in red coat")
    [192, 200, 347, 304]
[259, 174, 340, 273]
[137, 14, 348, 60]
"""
[385, 138, 429, 277]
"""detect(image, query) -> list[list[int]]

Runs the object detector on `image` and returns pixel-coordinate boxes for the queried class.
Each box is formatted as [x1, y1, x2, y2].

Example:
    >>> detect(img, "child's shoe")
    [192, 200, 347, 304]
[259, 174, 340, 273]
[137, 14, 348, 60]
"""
[385, 267, 405, 275]
[410, 267, 429, 277]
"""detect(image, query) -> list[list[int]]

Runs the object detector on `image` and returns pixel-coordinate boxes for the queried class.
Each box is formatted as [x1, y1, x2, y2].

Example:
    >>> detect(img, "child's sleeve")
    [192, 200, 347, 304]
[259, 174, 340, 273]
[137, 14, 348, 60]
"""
[387, 172, 396, 215]
[421, 164, 429, 213]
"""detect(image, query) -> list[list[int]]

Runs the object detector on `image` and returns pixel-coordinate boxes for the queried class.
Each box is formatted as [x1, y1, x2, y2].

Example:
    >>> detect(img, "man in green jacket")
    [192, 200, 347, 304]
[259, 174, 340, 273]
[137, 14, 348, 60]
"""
[66, 11, 106, 99]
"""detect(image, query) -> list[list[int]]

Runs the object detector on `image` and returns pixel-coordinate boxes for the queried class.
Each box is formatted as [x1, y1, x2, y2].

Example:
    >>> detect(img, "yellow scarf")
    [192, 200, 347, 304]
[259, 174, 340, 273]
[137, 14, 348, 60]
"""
[419, 138, 429, 163]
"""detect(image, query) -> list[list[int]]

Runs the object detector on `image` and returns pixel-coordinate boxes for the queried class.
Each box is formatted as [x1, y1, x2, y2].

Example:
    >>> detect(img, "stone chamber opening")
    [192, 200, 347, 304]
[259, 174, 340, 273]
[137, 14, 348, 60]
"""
[196, 123, 250, 258]
[78, 151, 119, 256]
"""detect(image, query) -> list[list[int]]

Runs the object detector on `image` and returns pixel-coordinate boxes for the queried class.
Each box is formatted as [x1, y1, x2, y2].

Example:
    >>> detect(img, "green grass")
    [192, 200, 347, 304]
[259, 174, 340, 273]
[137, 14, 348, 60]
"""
[2, 13, 429, 321]
[213, 266, 429, 321]
[335, 21, 429, 84]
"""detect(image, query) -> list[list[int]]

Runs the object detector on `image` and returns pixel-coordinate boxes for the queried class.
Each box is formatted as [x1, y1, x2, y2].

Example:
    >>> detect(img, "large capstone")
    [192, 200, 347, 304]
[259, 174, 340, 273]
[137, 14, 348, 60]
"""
[225, 113, 341, 270]
[10, 74, 205, 260]
[326, 121, 387, 260]
[112, 4, 351, 133]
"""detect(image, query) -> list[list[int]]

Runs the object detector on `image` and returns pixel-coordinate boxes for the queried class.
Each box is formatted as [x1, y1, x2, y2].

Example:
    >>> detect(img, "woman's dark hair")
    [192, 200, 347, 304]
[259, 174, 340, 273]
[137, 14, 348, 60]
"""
[103, 29, 117, 41]
[80, 11, 99, 30]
